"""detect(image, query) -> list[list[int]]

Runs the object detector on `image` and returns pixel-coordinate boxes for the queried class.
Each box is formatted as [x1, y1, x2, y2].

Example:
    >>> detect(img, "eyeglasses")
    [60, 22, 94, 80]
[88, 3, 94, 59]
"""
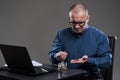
[69, 21, 86, 27]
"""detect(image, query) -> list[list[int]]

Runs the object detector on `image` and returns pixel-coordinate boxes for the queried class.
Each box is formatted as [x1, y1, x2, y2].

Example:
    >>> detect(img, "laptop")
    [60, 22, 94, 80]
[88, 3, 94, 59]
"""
[0, 44, 57, 76]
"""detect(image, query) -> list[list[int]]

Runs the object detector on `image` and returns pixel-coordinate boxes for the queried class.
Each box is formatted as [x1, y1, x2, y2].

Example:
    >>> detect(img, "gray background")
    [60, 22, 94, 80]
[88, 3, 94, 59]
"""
[0, 0, 119, 80]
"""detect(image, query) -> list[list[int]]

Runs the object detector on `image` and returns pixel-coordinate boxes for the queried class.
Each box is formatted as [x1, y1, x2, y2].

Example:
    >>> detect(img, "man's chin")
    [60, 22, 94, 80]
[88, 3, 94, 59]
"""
[74, 30, 82, 33]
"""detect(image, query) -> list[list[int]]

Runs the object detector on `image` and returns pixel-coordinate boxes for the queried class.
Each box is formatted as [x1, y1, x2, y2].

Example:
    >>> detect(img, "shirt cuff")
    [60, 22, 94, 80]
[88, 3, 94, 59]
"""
[87, 57, 96, 66]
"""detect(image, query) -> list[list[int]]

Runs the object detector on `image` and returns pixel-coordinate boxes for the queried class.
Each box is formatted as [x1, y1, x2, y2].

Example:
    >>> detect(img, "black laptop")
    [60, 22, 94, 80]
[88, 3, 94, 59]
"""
[0, 44, 57, 76]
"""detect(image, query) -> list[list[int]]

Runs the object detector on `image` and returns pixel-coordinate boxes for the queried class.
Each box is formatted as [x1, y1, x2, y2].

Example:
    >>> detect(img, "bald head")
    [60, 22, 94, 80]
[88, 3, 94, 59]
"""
[69, 3, 89, 17]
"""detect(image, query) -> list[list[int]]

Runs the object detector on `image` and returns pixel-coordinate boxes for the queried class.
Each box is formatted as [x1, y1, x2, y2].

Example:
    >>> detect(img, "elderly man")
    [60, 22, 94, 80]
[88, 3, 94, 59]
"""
[49, 3, 112, 80]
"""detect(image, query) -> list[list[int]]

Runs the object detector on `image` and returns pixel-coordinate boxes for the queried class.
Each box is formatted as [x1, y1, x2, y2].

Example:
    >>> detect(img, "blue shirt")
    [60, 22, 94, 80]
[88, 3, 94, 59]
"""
[49, 25, 112, 72]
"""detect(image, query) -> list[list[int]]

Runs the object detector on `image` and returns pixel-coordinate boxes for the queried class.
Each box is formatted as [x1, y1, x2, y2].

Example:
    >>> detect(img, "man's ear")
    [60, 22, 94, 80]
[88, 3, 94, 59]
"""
[68, 16, 72, 22]
[69, 12, 73, 22]
[86, 15, 90, 23]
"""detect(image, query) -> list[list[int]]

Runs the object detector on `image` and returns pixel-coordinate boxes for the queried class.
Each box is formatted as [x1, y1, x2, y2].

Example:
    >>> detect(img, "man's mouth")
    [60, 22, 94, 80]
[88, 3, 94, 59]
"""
[75, 28, 82, 31]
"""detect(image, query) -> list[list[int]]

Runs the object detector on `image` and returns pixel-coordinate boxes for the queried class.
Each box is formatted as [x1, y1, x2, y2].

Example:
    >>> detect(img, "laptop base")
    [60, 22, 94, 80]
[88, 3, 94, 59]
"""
[7, 66, 57, 76]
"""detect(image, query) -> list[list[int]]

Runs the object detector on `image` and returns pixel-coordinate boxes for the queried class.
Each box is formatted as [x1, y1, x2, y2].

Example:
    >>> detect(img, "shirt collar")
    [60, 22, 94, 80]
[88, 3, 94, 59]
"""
[81, 25, 89, 35]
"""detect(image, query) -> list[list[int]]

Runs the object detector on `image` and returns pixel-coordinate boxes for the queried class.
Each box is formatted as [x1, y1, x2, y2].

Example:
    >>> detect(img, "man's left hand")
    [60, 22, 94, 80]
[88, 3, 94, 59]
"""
[70, 55, 88, 64]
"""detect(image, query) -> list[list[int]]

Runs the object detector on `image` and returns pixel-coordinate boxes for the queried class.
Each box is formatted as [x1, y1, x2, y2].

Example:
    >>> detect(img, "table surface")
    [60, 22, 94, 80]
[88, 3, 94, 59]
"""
[0, 64, 87, 80]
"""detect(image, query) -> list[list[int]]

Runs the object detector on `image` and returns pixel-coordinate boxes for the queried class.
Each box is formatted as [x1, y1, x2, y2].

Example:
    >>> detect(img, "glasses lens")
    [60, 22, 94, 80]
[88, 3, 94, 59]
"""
[78, 22, 85, 26]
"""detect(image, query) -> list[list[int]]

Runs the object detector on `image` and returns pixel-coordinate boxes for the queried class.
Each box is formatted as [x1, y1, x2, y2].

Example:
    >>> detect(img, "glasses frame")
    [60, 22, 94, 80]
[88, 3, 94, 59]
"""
[69, 21, 86, 27]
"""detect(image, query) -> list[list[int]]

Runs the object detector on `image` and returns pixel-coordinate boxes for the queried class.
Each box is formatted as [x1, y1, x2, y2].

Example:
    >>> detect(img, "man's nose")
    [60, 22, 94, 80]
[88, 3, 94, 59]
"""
[74, 24, 80, 28]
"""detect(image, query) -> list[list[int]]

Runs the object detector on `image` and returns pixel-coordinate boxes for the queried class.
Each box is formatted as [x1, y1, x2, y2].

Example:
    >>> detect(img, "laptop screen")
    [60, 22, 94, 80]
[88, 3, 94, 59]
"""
[0, 44, 35, 73]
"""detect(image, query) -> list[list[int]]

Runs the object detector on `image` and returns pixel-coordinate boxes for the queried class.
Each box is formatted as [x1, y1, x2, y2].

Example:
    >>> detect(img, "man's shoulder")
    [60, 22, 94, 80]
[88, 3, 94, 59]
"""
[55, 28, 71, 39]
[88, 26, 105, 35]
[57, 27, 71, 34]
[88, 26, 107, 41]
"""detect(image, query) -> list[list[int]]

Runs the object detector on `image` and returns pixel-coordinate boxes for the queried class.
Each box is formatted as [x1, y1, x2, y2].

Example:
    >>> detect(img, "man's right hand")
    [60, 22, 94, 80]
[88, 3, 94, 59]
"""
[55, 51, 68, 61]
